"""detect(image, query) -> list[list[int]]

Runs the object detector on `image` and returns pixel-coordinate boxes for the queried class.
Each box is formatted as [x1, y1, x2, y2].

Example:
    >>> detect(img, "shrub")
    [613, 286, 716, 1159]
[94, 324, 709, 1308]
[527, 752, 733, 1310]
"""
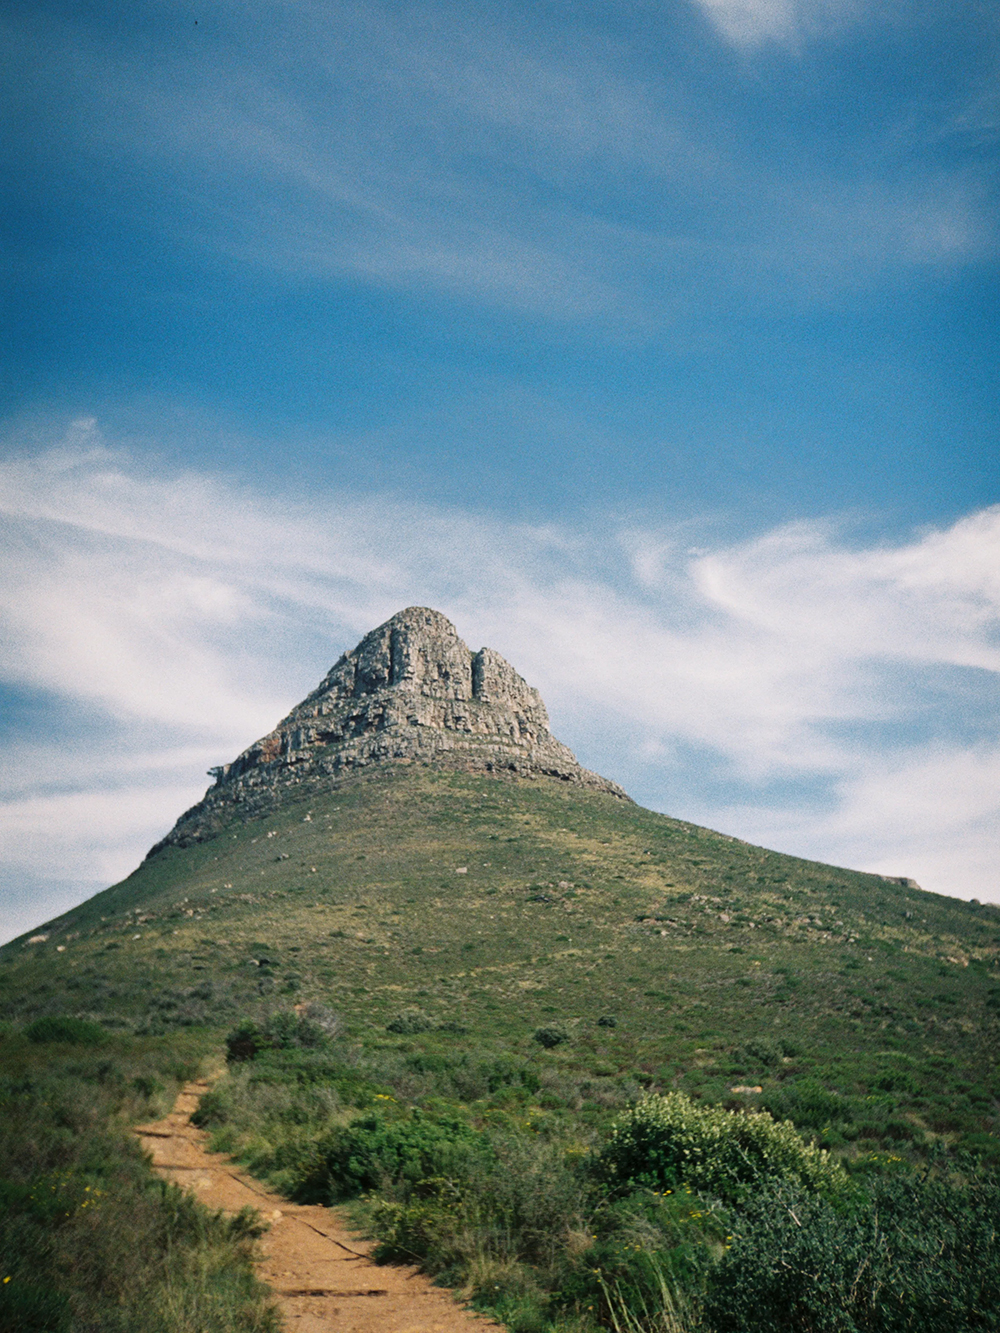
[24, 1015, 108, 1046]
[534, 1026, 569, 1049]
[303, 1110, 492, 1201]
[704, 1172, 1000, 1332]
[299, 1003, 341, 1039]
[596, 1093, 847, 1204]
[737, 1037, 783, 1068]
[469, 1130, 590, 1268]
[0, 1278, 70, 1331]
[480, 1056, 541, 1095]
[386, 1008, 434, 1035]
[368, 1129, 590, 1279]
[224, 1010, 335, 1062]
[225, 1021, 264, 1063]
[131, 1075, 164, 1100]
[761, 1080, 854, 1133]
[369, 1177, 473, 1272]
[873, 1068, 917, 1095]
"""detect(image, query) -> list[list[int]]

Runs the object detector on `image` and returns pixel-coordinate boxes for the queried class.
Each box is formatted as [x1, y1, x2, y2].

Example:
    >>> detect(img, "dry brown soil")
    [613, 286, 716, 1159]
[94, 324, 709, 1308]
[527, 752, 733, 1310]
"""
[135, 1081, 501, 1333]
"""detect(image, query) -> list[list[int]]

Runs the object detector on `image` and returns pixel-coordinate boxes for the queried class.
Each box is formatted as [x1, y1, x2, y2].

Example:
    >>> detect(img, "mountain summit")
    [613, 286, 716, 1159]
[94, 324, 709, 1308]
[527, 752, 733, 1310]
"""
[153, 606, 627, 852]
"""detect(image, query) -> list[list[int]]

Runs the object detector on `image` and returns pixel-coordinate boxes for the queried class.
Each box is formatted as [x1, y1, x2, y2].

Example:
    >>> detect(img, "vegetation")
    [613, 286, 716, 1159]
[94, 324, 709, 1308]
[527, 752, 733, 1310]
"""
[705, 1172, 1000, 1332]
[597, 1092, 847, 1203]
[4, 768, 997, 1160]
[0, 1023, 277, 1333]
[188, 1012, 998, 1331]
[2, 763, 998, 1328]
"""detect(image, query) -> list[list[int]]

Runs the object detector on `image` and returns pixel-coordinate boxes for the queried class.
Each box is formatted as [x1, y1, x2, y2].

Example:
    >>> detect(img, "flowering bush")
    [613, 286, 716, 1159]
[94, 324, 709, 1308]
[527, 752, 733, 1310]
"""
[597, 1092, 846, 1204]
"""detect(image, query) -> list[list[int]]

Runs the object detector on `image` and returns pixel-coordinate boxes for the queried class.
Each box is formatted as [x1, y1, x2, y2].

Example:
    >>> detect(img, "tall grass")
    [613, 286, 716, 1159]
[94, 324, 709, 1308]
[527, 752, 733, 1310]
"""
[0, 1023, 278, 1333]
[595, 1253, 696, 1333]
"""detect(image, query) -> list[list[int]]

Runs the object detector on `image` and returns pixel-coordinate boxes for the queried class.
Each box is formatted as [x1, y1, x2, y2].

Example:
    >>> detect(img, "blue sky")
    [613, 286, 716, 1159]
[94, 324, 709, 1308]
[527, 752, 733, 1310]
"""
[1, 0, 998, 940]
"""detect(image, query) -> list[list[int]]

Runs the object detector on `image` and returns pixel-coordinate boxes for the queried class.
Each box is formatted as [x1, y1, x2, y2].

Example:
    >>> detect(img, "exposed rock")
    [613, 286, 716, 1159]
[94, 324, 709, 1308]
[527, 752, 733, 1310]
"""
[150, 607, 628, 854]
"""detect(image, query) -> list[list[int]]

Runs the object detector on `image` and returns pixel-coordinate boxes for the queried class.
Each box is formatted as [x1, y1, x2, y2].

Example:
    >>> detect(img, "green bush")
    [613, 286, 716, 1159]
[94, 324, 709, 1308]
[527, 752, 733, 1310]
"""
[704, 1173, 1000, 1332]
[368, 1129, 590, 1280]
[597, 1092, 847, 1204]
[479, 1055, 541, 1095]
[224, 1009, 333, 1062]
[873, 1068, 917, 1095]
[225, 1020, 266, 1062]
[369, 1176, 473, 1271]
[761, 1080, 855, 1133]
[0, 1279, 70, 1332]
[737, 1037, 783, 1067]
[534, 1026, 569, 1048]
[303, 1109, 492, 1202]
[24, 1015, 108, 1045]
[386, 1008, 434, 1035]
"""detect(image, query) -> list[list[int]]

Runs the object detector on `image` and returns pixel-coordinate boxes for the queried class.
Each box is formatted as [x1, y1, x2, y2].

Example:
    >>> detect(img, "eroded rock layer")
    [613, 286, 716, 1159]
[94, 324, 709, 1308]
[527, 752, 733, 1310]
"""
[151, 607, 628, 852]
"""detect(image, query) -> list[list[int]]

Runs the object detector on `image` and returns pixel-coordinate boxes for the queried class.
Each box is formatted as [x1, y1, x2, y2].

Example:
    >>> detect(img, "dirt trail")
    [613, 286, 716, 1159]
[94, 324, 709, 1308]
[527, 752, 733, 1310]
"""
[135, 1081, 500, 1333]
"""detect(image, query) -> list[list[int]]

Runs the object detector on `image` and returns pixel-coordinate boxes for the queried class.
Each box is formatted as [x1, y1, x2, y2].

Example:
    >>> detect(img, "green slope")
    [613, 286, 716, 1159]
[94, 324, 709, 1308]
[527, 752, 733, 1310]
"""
[3, 765, 999, 1154]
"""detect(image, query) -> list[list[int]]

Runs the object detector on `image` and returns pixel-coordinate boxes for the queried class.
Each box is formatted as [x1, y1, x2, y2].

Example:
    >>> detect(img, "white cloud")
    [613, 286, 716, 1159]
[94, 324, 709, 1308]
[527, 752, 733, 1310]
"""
[694, 0, 799, 46]
[691, 0, 864, 48]
[690, 512, 1000, 669]
[1, 433, 998, 939]
[711, 744, 1000, 901]
[0, 784, 203, 888]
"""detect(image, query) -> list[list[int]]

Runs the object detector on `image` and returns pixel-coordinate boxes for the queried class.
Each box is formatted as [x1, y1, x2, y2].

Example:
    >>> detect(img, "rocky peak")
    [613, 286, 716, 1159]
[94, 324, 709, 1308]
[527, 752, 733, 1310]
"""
[152, 607, 627, 852]
[311, 606, 549, 724]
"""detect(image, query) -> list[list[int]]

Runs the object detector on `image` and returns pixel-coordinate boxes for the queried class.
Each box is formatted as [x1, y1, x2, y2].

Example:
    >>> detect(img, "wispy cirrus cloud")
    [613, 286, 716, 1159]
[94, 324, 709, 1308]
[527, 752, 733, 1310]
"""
[691, 0, 865, 47]
[4, 0, 993, 327]
[0, 425, 997, 940]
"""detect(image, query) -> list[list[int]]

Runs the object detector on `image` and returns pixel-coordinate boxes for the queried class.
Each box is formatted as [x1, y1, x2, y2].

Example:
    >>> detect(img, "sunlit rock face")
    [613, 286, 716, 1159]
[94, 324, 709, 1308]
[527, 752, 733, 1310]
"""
[151, 607, 627, 852]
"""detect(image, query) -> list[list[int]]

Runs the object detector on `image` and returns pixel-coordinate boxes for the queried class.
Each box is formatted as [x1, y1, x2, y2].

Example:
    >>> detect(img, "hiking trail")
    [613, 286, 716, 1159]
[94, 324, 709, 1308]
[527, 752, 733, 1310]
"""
[135, 1080, 501, 1333]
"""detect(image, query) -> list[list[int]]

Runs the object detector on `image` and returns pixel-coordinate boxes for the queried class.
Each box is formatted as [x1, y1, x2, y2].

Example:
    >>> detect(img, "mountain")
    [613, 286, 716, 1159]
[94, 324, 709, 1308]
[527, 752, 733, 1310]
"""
[151, 605, 625, 855]
[2, 608, 998, 1153]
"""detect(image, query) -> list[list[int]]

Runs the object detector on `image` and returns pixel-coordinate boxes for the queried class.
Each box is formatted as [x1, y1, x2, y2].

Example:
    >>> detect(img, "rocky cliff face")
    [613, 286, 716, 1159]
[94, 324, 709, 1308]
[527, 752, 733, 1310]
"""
[151, 607, 628, 852]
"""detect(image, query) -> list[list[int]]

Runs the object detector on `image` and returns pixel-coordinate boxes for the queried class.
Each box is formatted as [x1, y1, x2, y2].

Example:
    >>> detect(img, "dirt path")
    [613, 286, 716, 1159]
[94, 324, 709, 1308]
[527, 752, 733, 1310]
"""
[135, 1081, 500, 1333]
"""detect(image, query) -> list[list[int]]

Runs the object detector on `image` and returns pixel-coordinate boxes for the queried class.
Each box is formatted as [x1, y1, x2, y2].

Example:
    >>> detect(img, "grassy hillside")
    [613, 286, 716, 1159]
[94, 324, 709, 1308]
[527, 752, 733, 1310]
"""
[4, 764, 998, 1156]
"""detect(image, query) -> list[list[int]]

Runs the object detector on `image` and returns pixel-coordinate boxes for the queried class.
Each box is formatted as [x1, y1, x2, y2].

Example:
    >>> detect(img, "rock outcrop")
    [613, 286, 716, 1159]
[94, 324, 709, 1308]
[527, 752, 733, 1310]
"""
[150, 607, 628, 852]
